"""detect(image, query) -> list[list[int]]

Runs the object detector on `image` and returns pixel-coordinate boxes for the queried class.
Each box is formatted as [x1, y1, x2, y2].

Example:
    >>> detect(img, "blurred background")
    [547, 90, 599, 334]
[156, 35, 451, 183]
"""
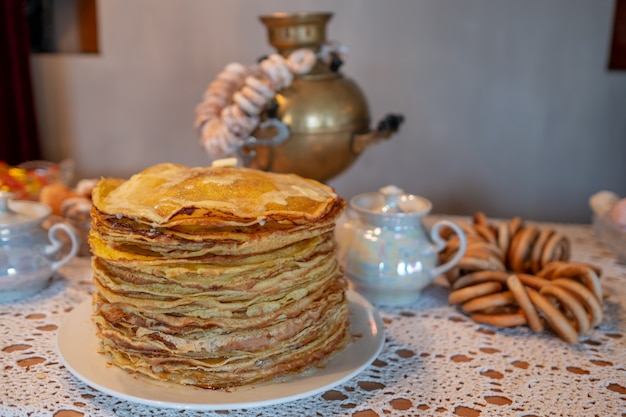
[7, 0, 626, 223]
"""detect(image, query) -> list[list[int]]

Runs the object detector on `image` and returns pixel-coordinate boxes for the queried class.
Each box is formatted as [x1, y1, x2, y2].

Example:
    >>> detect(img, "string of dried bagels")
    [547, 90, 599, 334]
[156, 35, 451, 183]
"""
[440, 212, 603, 343]
[194, 42, 348, 160]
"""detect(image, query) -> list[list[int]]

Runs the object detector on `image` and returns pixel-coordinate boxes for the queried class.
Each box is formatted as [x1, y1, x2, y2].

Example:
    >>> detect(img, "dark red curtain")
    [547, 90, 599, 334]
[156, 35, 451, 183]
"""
[0, 0, 42, 165]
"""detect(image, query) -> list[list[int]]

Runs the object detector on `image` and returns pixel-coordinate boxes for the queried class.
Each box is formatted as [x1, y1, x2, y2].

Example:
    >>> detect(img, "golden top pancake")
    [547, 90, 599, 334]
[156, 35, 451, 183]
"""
[92, 163, 343, 227]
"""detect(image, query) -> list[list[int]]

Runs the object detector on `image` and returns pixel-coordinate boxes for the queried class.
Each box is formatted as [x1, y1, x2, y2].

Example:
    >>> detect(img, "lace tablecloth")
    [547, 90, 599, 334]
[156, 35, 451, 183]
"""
[1, 220, 625, 417]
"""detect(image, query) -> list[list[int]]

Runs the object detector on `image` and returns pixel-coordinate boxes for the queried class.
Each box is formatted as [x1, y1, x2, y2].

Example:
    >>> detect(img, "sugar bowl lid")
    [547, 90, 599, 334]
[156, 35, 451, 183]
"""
[351, 185, 431, 213]
[349, 185, 432, 227]
[0, 191, 51, 228]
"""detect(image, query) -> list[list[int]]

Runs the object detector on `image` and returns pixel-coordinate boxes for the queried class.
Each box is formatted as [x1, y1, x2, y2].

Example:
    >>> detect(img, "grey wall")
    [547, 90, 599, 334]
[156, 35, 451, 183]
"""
[30, 0, 626, 223]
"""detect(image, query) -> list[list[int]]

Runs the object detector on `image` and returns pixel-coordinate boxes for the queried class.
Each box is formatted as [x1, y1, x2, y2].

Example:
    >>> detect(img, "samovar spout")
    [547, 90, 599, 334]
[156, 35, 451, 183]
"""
[351, 114, 404, 155]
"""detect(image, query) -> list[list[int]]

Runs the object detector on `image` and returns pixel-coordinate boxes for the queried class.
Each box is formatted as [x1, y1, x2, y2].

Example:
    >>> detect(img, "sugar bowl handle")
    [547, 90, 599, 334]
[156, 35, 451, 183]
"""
[429, 220, 466, 278]
[45, 223, 79, 271]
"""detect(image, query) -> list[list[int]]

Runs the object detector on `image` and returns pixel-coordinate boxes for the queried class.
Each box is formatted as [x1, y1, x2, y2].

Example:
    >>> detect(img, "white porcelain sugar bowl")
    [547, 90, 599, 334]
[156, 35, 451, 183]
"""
[0, 191, 79, 302]
[336, 185, 467, 305]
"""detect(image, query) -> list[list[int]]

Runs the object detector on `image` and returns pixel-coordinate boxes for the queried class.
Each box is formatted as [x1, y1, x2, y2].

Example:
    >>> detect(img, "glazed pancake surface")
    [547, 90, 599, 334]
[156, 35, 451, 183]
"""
[92, 162, 342, 226]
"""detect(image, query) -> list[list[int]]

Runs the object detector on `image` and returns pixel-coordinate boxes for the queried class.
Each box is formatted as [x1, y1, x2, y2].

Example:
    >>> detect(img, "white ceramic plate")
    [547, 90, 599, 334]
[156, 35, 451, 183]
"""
[56, 291, 385, 410]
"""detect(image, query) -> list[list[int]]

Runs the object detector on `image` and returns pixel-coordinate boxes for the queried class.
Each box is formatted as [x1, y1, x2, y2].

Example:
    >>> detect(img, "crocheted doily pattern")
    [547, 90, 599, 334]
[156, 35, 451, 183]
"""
[1, 221, 624, 417]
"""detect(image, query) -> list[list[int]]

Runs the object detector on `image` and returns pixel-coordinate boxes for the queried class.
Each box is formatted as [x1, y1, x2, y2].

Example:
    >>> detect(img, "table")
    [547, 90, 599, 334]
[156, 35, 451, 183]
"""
[1, 220, 625, 417]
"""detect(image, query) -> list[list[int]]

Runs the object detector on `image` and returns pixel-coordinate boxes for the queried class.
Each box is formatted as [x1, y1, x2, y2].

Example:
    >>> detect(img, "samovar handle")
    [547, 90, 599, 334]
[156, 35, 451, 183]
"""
[235, 118, 290, 167]
[351, 114, 404, 154]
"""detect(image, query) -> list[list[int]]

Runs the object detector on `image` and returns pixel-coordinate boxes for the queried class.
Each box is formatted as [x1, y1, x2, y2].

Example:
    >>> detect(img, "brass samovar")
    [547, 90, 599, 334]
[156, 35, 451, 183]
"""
[241, 12, 403, 183]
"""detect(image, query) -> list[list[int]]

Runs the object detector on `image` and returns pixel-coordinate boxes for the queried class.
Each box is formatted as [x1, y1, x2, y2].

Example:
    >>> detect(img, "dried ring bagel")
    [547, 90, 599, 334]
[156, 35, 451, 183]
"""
[508, 216, 524, 240]
[515, 273, 552, 290]
[537, 262, 602, 301]
[550, 278, 603, 327]
[539, 233, 570, 270]
[448, 281, 503, 305]
[507, 274, 544, 332]
[530, 228, 554, 272]
[540, 284, 591, 335]
[473, 211, 489, 227]
[463, 242, 504, 260]
[496, 221, 510, 256]
[471, 311, 528, 328]
[456, 254, 506, 273]
[451, 270, 509, 291]
[473, 223, 497, 245]
[527, 288, 579, 344]
[508, 226, 539, 273]
[461, 291, 516, 314]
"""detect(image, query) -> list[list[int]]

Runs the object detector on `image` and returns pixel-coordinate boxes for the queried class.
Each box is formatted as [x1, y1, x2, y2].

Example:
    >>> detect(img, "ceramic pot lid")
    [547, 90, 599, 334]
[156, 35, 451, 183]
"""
[351, 185, 431, 216]
[0, 191, 50, 227]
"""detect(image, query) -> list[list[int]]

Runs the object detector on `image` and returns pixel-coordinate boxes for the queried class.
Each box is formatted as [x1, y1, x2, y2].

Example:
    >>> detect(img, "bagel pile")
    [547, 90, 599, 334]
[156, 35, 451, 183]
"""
[440, 213, 603, 343]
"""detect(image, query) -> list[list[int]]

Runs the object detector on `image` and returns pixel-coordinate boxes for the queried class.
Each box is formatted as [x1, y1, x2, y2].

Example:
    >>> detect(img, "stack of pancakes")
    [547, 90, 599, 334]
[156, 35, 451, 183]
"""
[88, 163, 349, 388]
